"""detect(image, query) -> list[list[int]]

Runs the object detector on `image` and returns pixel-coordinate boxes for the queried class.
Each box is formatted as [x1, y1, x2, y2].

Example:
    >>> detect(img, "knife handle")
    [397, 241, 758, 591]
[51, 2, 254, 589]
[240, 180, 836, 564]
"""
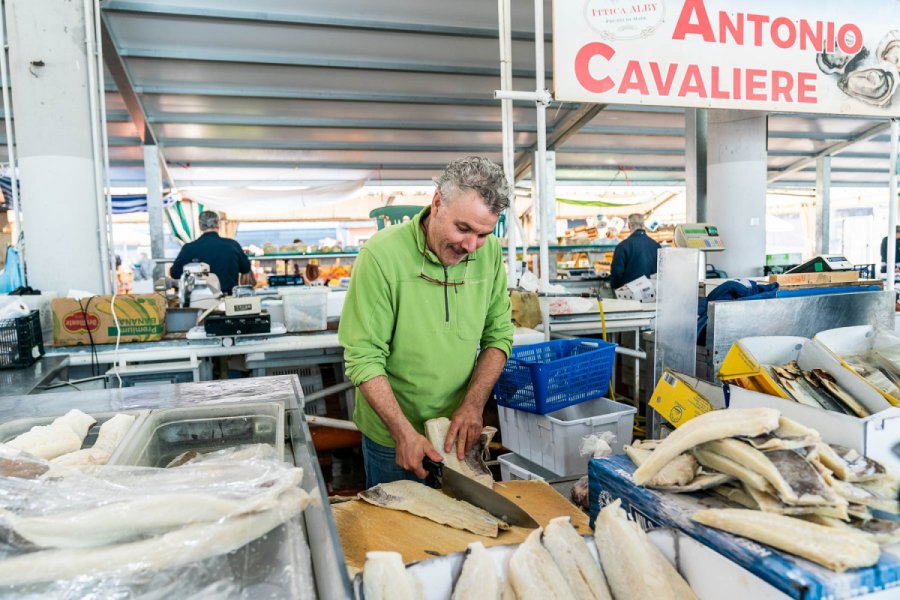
[422, 456, 443, 488]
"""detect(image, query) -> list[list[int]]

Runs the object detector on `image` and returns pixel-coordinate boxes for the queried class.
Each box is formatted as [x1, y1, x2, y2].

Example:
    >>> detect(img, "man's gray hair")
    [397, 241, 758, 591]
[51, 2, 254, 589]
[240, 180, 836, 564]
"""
[198, 210, 220, 231]
[433, 156, 511, 215]
[627, 213, 645, 230]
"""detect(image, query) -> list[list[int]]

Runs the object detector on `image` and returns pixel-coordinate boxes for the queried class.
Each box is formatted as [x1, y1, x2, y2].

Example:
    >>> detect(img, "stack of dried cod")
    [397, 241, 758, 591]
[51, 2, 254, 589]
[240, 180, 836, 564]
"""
[626, 407, 899, 572]
[765, 361, 870, 417]
[362, 500, 697, 600]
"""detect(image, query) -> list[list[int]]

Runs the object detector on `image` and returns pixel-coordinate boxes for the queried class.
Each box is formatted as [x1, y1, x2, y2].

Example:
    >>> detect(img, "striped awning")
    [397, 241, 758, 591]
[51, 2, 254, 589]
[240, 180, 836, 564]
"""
[0, 177, 177, 214]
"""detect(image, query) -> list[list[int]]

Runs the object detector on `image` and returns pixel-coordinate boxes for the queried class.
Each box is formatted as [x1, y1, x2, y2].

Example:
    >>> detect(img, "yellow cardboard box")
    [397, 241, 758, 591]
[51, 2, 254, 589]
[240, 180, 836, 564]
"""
[717, 338, 803, 400]
[767, 271, 858, 286]
[51, 294, 166, 346]
[648, 370, 721, 427]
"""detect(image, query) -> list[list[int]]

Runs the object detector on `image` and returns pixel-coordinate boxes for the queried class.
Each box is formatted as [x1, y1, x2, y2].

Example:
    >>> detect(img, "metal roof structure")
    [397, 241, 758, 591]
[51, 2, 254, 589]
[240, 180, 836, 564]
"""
[28, 1, 900, 189]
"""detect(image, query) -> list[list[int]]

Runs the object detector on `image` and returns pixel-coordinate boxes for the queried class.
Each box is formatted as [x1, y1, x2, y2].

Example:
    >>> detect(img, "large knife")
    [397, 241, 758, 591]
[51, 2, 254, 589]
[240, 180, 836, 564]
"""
[423, 457, 539, 528]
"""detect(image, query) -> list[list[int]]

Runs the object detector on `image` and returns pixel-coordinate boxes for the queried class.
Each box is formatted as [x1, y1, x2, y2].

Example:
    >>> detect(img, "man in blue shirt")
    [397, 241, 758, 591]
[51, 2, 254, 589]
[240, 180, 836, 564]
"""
[610, 213, 661, 289]
[170, 211, 253, 295]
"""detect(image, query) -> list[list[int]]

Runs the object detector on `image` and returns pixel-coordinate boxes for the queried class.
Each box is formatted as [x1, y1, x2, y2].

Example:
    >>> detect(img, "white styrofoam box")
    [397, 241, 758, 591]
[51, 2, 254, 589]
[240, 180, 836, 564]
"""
[498, 452, 561, 481]
[498, 397, 635, 476]
[814, 325, 900, 403]
[728, 385, 900, 472]
[281, 288, 329, 332]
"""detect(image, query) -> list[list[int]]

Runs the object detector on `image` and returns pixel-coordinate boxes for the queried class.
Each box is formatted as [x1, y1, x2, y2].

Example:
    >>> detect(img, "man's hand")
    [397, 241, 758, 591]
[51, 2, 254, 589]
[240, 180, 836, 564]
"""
[395, 432, 443, 479]
[444, 403, 483, 460]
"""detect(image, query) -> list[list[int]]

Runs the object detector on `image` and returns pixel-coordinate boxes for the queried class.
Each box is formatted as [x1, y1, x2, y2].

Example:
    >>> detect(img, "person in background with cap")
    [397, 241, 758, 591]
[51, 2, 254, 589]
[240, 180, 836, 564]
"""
[609, 213, 661, 289]
[170, 210, 254, 295]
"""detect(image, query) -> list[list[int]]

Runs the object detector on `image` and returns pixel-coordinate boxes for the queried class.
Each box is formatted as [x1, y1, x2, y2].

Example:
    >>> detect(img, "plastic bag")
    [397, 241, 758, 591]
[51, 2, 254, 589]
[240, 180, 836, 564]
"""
[0, 246, 22, 294]
[580, 431, 616, 459]
[0, 447, 315, 598]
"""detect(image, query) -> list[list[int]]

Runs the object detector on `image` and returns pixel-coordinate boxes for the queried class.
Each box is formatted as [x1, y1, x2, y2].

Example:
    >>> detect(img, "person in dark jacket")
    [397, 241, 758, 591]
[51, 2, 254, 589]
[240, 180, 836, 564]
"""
[609, 213, 661, 289]
[880, 226, 900, 273]
[170, 211, 252, 295]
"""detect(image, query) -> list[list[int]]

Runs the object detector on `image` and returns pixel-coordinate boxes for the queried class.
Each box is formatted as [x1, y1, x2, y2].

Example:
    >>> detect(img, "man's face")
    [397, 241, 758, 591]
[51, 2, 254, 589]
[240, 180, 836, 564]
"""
[426, 188, 499, 266]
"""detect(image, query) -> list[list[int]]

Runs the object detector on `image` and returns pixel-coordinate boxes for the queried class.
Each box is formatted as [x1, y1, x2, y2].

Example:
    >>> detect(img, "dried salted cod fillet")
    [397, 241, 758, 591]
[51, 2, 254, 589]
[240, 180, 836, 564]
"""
[809, 369, 870, 417]
[775, 416, 822, 440]
[508, 529, 575, 600]
[358, 480, 509, 538]
[624, 445, 697, 487]
[692, 447, 773, 492]
[694, 509, 880, 572]
[800, 514, 900, 545]
[451, 542, 500, 600]
[632, 408, 780, 486]
[740, 416, 820, 451]
[702, 440, 844, 507]
[826, 476, 900, 514]
[822, 445, 888, 482]
[0, 487, 307, 586]
[363, 551, 423, 600]
[742, 484, 849, 520]
[542, 517, 612, 600]
[501, 578, 517, 600]
[425, 418, 496, 488]
[711, 485, 759, 509]
[857, 474, 900, 501]
[0, 468, 305, 548]
[6, 410, 97, 460]
[593, 500, 697, 600]
[51, 414, 136, 467]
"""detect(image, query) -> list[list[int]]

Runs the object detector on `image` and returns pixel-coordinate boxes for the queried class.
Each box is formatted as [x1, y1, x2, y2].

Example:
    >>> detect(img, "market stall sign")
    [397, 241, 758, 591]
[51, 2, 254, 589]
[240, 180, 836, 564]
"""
[553, 0, 900, 117]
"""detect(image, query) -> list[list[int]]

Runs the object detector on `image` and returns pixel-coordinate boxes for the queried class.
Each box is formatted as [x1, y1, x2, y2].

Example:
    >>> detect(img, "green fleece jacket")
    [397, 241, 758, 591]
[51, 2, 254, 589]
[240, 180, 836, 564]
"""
[338, 207, 514, 447]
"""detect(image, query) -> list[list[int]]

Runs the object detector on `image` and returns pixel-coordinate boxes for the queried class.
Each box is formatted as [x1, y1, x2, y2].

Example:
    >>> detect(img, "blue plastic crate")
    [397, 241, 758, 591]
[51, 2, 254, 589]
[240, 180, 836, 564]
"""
[494, 338, 617, 414]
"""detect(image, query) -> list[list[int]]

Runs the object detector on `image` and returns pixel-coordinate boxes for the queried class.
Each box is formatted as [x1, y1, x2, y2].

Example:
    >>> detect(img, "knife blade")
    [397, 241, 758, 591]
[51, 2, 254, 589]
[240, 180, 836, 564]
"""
[423, 457, 539, 528]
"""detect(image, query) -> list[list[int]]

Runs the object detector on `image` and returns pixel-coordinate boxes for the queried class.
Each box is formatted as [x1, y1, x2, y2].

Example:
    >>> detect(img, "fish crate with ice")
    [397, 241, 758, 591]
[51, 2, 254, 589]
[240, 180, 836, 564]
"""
[0, 310, 43, 369]
[494, 338, 617, 414]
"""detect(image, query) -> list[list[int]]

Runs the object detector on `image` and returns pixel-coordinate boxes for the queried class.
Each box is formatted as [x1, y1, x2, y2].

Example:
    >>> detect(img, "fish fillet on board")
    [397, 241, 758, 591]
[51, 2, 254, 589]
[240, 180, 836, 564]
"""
[51, 414, 136, 467]
[5, 410, 96, 460]
[593, 500, 697, 600]
[358, 480, 509, 538]
[0, 468, 306, 548]
[693, 508, 880, 572]
[424, 418, 496, 488]
[450, 542, 500, 600]
[363, 551, 423, 600]
[542, 517, 612, 600]
[507, 528, 575, 600]
[742, 484, 849, 520]
[0, 488, 307, 586]
[632, 408, 780, 486]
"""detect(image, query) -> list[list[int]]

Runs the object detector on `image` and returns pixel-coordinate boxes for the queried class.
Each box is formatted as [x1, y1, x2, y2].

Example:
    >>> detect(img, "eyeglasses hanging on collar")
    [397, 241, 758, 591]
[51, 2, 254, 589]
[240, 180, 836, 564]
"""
[419, 244, 470, 286]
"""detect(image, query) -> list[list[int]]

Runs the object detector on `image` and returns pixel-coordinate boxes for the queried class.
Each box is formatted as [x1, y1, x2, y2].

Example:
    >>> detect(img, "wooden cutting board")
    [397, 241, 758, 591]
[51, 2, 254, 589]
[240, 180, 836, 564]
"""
[333, 479, 590, 573]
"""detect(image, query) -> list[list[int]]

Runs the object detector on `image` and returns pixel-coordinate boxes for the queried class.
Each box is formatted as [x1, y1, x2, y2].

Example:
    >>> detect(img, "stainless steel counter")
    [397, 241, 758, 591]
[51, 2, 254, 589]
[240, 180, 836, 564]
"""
[0, 355, 69, 397]
[0, 375, 352, 599]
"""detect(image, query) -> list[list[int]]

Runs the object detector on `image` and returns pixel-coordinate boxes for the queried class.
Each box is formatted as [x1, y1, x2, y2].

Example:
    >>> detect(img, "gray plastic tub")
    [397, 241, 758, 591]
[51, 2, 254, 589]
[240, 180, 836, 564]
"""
[114, 402, 284, 467]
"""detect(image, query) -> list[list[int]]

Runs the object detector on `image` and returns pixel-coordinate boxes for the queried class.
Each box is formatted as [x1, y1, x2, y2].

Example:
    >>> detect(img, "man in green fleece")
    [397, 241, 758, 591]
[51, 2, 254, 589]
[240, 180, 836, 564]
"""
[339, 156, 514, 487]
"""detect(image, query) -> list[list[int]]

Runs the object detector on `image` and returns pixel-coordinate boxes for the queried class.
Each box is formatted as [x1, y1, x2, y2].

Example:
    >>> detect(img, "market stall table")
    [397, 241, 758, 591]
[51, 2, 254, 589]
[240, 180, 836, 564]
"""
[0, 355, 69, 397]
[332, 479, 589, 573]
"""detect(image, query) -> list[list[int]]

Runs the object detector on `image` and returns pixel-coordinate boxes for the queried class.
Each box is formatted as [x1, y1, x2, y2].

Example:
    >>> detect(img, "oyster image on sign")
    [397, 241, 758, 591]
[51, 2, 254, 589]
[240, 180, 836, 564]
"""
[876, 30, 900, 68]
[583, 0, 665, 41]
[838, 61, 899, 107]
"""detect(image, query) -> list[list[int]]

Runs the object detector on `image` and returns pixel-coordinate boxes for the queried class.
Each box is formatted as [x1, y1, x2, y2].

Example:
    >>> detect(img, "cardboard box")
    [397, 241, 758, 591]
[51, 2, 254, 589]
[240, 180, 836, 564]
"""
[718, 336, 808, 399]
[767, 271, 859, 286]
[589, 454, 900, 600]
[51, 294, 166, 346]
[648, 370, 722, 427]
[614, 275, 656, 302]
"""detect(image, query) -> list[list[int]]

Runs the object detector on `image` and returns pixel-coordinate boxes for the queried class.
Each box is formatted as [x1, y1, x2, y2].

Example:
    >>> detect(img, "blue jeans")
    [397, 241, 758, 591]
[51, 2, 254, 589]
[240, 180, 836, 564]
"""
[361, 435, 424, 488]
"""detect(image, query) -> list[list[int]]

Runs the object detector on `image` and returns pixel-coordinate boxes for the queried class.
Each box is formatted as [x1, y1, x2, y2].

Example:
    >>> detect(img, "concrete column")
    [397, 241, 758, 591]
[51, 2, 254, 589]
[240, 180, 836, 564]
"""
[684, 109, 707, 223]
[143, 146, 166, 282]
[815, 156, 832, 255]
[6, 0, 108, 295]
[706, 110, 768, 278]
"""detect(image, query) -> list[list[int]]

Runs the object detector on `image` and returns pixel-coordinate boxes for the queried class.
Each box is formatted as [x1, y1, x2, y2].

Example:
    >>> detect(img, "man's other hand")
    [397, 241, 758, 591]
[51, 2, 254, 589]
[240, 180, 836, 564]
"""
[395, 432, 443, 479]
[444, 404, 483, 460]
